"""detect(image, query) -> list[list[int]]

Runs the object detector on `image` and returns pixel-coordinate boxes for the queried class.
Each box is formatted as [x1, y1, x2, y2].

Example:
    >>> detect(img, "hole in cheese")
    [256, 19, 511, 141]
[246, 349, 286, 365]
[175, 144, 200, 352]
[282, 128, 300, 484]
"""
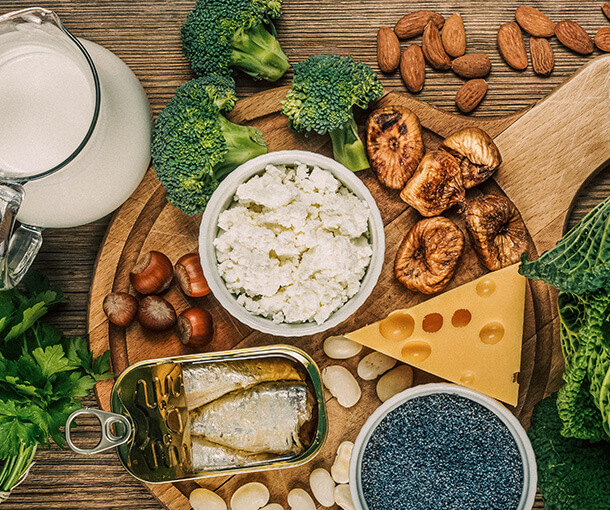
[401, 341, 432, 363]
[451, 309, 472, 328]
[476, 277, 496, 297]
[422, 313, 443, 333]
[479, 322, 505, 345]
[379, 311, 415, 341]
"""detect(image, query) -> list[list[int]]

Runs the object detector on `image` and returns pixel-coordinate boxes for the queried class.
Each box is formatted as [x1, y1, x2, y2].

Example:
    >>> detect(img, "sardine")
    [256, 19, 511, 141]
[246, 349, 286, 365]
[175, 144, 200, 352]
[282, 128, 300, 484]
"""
[191, 436, 273, 471]
[182, 357, 303, 410]
[190, 381, 312, 455]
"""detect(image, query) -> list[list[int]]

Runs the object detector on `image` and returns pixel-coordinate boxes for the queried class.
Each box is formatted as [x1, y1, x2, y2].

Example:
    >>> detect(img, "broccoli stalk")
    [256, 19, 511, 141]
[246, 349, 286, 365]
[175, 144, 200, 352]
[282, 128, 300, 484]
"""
[328, 116, 370, 173]
[214, 115, 267, 179]
[182, 0, 289, 81]
[280, 54, 383, 172]
[230, 22, 289, 82]
[151, 75, 267, 216]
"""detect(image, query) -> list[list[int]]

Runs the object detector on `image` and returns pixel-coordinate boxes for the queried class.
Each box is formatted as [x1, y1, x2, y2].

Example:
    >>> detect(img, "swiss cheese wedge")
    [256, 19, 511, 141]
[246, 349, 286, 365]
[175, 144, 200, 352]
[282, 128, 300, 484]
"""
[345, 263, 526, 405]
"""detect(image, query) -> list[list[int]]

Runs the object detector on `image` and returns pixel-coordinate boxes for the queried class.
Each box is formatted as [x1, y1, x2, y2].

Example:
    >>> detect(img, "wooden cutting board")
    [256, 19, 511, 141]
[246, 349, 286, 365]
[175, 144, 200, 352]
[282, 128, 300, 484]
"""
[87, 54, 610, 510]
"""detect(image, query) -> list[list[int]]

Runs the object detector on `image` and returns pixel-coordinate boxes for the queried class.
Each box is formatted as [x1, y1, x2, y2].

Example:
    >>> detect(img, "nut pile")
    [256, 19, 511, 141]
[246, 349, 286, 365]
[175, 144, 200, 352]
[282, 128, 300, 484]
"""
[377, 4, 610, 112]
[102, 250, 215, 347]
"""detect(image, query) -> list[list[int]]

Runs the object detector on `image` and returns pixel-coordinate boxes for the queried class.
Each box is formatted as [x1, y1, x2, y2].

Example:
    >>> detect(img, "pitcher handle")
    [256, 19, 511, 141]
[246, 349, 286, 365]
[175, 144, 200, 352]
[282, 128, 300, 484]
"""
[0, 184, 43, 289]
[65, 408, 132, 455]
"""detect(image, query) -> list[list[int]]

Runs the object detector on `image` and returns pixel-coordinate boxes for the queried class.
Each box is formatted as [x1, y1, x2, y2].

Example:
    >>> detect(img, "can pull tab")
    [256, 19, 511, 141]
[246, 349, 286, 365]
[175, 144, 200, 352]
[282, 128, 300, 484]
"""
[65, 408, 132, 455]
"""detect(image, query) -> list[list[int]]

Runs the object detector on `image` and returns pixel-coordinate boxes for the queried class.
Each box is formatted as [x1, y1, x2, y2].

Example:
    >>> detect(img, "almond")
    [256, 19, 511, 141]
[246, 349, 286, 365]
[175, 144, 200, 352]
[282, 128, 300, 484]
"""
[400, 44, 425, 93]
[422, 22, 451, 70]
[530, 37, 554, 76]
[456, 79, 487, 113]
[451, 54, 491, 79]
[595, 27, 610, 52]
[394, 10, 445, 39]
[555, 20, 594, 54]
[515, 6, 555, 38]
[603, 2, 610, 21]
[442, 13, 466, 58]
[377, 26, 401, 73]
[497, 22, 528, 70]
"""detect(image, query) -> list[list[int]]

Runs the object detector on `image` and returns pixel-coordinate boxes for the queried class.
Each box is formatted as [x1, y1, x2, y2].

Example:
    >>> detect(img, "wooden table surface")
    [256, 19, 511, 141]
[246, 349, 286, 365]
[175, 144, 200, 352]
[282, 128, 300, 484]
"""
[1, 0, 608, 508]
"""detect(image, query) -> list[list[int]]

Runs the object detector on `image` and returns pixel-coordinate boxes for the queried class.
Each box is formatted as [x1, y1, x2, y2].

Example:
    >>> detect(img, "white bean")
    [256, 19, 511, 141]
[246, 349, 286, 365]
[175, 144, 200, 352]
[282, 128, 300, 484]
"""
[334, 484, 355, 510]
[231, 482, 270, 510]
[260, 505, 284, 510]
[331, 441, 354, 484]
[189, 488, 227, 510]
[322, 365, 361, 408]
[376, 364, 414, 402]
[323, 336, 362, 359]
[357, 351, 397, 380]
[287, 488, 316, 510]
[309, 468, 335, 507]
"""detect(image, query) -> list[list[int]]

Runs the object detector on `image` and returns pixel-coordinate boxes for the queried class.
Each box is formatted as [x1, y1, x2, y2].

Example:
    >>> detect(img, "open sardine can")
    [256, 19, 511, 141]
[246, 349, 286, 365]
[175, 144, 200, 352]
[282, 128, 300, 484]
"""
[65, 345, 328, 483]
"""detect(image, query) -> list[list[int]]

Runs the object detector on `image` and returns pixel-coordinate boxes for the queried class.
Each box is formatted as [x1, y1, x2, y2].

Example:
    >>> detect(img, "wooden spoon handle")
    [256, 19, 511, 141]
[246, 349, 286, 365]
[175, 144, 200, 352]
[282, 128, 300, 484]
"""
[493, 54, 610, 253]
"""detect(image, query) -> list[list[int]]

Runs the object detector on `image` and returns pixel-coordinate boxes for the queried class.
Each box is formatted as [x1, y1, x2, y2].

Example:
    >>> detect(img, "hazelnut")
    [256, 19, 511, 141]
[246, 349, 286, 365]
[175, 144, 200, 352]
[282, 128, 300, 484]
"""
[366, 106, 425, 190]
[137, 295, 177, 331]
[394, 216, 464, 294]
[175, 253, 210, 297]
[465, 193, 529, 270]
[441, 127, 502, 188]
[103, 292, 138, 327]
[130, 251, 174, 295]
[177, 307, 215, 346]
[400, 150, 465, 216]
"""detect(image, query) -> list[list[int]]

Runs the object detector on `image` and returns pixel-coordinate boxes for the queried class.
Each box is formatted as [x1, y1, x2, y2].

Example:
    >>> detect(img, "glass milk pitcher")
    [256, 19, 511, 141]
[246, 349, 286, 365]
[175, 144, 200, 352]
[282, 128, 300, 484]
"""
[0, 7, 151, 288]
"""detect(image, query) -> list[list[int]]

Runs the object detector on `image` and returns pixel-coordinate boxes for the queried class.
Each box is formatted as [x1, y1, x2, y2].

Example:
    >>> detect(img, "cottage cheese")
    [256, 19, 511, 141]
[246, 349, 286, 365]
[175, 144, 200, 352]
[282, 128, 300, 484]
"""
[214, 162, 373, 324]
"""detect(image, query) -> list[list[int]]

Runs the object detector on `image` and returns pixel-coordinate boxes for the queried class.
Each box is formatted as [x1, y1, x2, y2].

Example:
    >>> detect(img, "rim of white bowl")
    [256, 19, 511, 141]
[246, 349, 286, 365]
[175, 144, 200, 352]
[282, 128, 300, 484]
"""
[199, 150, 386, 337]
[349, 383, 537, 510]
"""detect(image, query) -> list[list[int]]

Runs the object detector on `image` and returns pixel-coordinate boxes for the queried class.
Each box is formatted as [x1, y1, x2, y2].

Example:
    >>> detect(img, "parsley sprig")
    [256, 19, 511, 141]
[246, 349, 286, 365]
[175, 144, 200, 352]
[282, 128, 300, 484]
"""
[0, 271, 113, 497]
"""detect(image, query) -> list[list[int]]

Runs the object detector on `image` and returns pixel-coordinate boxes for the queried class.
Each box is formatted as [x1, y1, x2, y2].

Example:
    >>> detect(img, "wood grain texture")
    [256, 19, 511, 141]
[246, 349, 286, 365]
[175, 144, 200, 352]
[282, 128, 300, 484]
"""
[0, 0, 608, 508]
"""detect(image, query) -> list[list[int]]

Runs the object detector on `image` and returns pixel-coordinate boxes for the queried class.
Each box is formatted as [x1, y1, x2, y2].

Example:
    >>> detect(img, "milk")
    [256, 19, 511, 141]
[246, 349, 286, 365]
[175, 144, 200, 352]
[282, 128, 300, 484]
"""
[0, 22, 151, 229]
[0, 28, 95, 178]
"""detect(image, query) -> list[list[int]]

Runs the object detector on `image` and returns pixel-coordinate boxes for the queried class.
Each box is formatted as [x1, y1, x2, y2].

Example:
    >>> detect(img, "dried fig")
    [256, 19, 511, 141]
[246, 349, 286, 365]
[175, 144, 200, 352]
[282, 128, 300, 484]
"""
[366, 106, 424, 189]
[465, 193, 529, 271]
[400, 150, 465, 216]
[441, 127, 502, 188]
[394, 216, 465, 294]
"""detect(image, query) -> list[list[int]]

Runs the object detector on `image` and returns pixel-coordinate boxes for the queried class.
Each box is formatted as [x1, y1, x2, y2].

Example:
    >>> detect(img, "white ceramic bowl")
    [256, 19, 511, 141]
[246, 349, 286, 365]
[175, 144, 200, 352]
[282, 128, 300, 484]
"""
[199, 150, 385, 337]
[349, 383, 537, 510]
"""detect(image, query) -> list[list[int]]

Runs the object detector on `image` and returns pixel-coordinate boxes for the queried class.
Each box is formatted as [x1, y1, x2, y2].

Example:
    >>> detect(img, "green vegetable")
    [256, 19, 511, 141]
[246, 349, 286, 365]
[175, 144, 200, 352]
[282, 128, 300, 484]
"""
[520, 195, 610, 294]
[181, 0, 289, 81]
[280, 54, 383, 172]
[556, 290, 610, 441]
[0, 272, 113, 499]
[528, 393, 610, 509]
[151, 75, 267, 215]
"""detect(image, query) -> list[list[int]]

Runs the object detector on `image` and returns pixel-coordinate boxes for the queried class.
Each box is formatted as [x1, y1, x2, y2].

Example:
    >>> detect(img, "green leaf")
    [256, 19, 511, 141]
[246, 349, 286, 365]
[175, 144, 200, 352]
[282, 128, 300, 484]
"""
[31, 345, 72, 378]
[520, 196, 610, 294]
[92, 350, 113, 380]
[4, 301, 48, 341]
[53, 372, 96, 399]
[0, 400, 42, 458]
[46, 398, 81, 448]
[529, 394, 610, 510]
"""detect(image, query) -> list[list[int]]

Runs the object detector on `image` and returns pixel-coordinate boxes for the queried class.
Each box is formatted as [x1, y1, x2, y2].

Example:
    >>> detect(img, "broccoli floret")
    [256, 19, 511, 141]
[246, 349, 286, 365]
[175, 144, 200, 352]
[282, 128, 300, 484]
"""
[151, 75, 267, 215]
[181, 0, 289, 81]
[281, 54, 383, 172]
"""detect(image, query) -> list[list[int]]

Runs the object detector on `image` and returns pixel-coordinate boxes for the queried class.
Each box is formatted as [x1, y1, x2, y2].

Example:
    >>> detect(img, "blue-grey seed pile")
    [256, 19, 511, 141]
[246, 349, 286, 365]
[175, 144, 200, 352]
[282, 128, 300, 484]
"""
[361, 392, 523, 510]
